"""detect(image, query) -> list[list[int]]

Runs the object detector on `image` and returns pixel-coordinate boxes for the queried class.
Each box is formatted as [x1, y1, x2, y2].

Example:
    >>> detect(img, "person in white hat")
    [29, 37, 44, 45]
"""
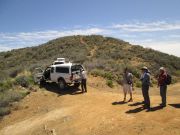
[122, 68, 134, 102]
[140, 66, 151, 111]
[80, 68, 87, 93]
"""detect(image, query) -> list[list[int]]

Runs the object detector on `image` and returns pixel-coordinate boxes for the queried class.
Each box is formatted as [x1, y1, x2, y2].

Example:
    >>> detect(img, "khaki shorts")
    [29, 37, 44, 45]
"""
[123, 84, 132, 93]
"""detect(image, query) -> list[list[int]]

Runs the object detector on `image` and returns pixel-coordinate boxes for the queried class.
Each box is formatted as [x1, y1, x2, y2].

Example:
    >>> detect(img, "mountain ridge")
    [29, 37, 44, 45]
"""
[0, 35, 180, 82]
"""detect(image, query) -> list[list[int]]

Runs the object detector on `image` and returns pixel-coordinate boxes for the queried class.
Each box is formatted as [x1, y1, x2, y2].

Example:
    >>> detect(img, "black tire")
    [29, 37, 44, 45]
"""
[58, 79, 66, 90]
[40, 77, 46, 86]
[74, 83, 80, 88]
[40, 77, 46, 85]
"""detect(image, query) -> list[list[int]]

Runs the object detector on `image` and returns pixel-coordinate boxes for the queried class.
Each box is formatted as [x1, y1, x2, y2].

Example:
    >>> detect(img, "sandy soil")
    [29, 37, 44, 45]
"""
[0, 76, 180, 135]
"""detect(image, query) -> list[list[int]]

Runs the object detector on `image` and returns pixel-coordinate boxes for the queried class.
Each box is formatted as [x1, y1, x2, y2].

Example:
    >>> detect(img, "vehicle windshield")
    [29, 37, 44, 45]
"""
[54, 62, 64, 65]
[71, 65, 83, 72]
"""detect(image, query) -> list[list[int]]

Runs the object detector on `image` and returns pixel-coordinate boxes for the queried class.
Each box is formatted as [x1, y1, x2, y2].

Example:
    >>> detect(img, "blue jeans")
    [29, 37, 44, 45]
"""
[142, 85, 150, 108]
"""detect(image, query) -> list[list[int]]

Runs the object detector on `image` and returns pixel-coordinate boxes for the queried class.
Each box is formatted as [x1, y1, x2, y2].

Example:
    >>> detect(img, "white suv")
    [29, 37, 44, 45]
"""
[34, 62, 85, 90]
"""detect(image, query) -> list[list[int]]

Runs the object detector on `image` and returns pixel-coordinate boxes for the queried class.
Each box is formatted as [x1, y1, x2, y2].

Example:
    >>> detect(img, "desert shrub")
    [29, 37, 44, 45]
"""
[4, 52, 12, 58]
[103, 72, 114, 80]
[106, 80, 114, 88]
[171, 76, 178, 84]
[0, 79, 14, 90]
[0, 89, 29, 117]
[135, 81, 141, 88]
[0, 107, 10, 116]
[91, 69, 105, 77]
[9, 68, 22, 78]
[15, 75, 30, 87]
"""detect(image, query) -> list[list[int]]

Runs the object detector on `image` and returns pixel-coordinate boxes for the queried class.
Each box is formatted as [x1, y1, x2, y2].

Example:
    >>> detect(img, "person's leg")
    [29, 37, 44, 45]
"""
[163, 85, 167, 106]
[84, 79, 87, 92]
[142, 87, 146, 104]
[161, 85, 167, 106]
[128, 85, 133, 102]
[146, 88, 150, 109]
[143, 87, 150, 109]
[123, 84, 127, 102]
[160, 86, 163, 105]
[81, 80, 84, 93]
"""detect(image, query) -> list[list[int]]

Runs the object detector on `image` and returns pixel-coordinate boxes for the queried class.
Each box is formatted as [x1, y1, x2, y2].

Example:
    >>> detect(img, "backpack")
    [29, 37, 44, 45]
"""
[125, 73, 133, 85]
[166, 74, 172, 85]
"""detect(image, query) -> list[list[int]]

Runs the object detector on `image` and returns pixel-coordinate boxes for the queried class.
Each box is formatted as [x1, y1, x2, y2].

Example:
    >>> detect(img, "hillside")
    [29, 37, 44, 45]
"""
[0, 35, 180, 135]
[0, 35, 180, 83]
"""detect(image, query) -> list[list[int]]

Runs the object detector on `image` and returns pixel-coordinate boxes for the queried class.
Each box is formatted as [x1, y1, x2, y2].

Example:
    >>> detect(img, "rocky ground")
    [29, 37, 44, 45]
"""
[0, 76, 180, 135]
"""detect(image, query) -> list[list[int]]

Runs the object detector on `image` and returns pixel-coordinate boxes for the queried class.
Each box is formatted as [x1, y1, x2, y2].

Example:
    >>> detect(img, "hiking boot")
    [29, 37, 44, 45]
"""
[160, 104, 166, 107]
[123, 98, 126, 102]
[146, 108, 151, 112]
[128, 98, 133, 102]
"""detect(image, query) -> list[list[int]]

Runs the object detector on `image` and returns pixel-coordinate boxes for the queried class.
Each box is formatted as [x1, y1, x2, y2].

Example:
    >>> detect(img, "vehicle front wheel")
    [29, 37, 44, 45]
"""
[58, 79, 66, 90]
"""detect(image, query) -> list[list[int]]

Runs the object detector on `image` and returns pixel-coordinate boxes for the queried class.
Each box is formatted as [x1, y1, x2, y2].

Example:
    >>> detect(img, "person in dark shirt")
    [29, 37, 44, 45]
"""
[157, 67, 167, 107]
[140, 66, 151, 111]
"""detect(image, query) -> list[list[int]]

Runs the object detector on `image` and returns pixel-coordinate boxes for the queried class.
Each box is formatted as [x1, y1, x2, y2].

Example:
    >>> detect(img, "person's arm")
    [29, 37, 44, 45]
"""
[157, 75, 160, 87]
[130, 74, 134, 87]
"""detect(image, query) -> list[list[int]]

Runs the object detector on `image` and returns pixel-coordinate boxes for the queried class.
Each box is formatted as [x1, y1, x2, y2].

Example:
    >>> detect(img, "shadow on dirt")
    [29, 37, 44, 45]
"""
[128, 102, 144, 106]
[150, 105, 164, 111]
[169, 104, 180, 108]
[125, 106, 144, 114]
[126, 105, 164, 114]
[112, 101, 127, 105]
[40, 82, 82, 96]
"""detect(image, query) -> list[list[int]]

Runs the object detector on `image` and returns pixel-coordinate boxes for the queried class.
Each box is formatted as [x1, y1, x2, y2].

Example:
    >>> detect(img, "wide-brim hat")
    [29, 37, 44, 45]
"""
[141, 66, 148, 70]
[159, 67, 165, 71]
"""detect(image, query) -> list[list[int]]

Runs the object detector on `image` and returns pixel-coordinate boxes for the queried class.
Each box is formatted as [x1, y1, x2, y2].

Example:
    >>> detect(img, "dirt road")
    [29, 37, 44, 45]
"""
[0, 77, 180, 135]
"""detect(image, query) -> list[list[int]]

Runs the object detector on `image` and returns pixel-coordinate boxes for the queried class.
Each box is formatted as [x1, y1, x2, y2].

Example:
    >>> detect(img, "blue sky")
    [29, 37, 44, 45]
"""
[0, 0, 180, 56]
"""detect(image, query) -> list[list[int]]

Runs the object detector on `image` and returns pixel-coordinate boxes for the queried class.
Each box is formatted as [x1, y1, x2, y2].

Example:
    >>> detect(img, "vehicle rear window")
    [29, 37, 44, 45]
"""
[56, 67, 69, 73]
[71, 65, 83, 72]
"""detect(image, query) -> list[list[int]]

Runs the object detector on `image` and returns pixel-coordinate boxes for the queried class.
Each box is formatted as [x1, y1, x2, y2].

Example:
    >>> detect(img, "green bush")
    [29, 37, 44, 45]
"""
[15, 75, 30, 88]
[0, 107, 10, 116]
[0, 89, 29, 117]
[91, 69, 105, 77]
[106, 80, 114, 88]
[135, 81, 141, 88]
[103, 72, 114, 80]
[0, 79, 14, 90]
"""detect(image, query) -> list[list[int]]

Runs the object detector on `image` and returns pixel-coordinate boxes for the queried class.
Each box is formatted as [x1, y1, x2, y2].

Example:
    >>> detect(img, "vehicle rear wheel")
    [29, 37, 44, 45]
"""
[74, 83, 80, 88]
[40, 77, 46, 86]
[58, 79, 66, 90]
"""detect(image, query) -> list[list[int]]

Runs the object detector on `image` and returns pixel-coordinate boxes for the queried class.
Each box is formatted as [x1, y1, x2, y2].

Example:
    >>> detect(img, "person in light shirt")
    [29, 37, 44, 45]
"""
[80, 68, 87, 93]
[122, 68, 134, 102]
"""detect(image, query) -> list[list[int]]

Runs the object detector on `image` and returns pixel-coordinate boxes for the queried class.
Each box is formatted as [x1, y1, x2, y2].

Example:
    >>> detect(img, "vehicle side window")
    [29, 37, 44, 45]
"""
[71, 65, 83, 72]
[51, 67, 54, 73]
[56, 67, 69, 73]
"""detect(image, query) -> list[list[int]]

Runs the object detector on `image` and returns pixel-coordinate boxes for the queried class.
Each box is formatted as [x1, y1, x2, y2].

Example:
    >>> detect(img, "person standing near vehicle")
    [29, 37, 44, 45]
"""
[122, 68, 133, 102]
[157, 67, 168, 107]
[140, 66, 151, 111]
[80, 68, 87, 93]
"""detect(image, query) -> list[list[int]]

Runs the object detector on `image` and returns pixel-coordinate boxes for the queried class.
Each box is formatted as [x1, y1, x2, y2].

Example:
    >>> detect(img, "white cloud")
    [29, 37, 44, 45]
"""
[112, 21, 180, 32]
[0, 28, 105, 52]
[129, 40, 180, 57]
[0, 45, 12, 52]
[0, 21, 180, 57]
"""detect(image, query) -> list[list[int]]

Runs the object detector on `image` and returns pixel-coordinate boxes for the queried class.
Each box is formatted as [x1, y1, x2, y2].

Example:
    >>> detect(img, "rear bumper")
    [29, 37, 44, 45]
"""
[67, 79, 81, 84]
